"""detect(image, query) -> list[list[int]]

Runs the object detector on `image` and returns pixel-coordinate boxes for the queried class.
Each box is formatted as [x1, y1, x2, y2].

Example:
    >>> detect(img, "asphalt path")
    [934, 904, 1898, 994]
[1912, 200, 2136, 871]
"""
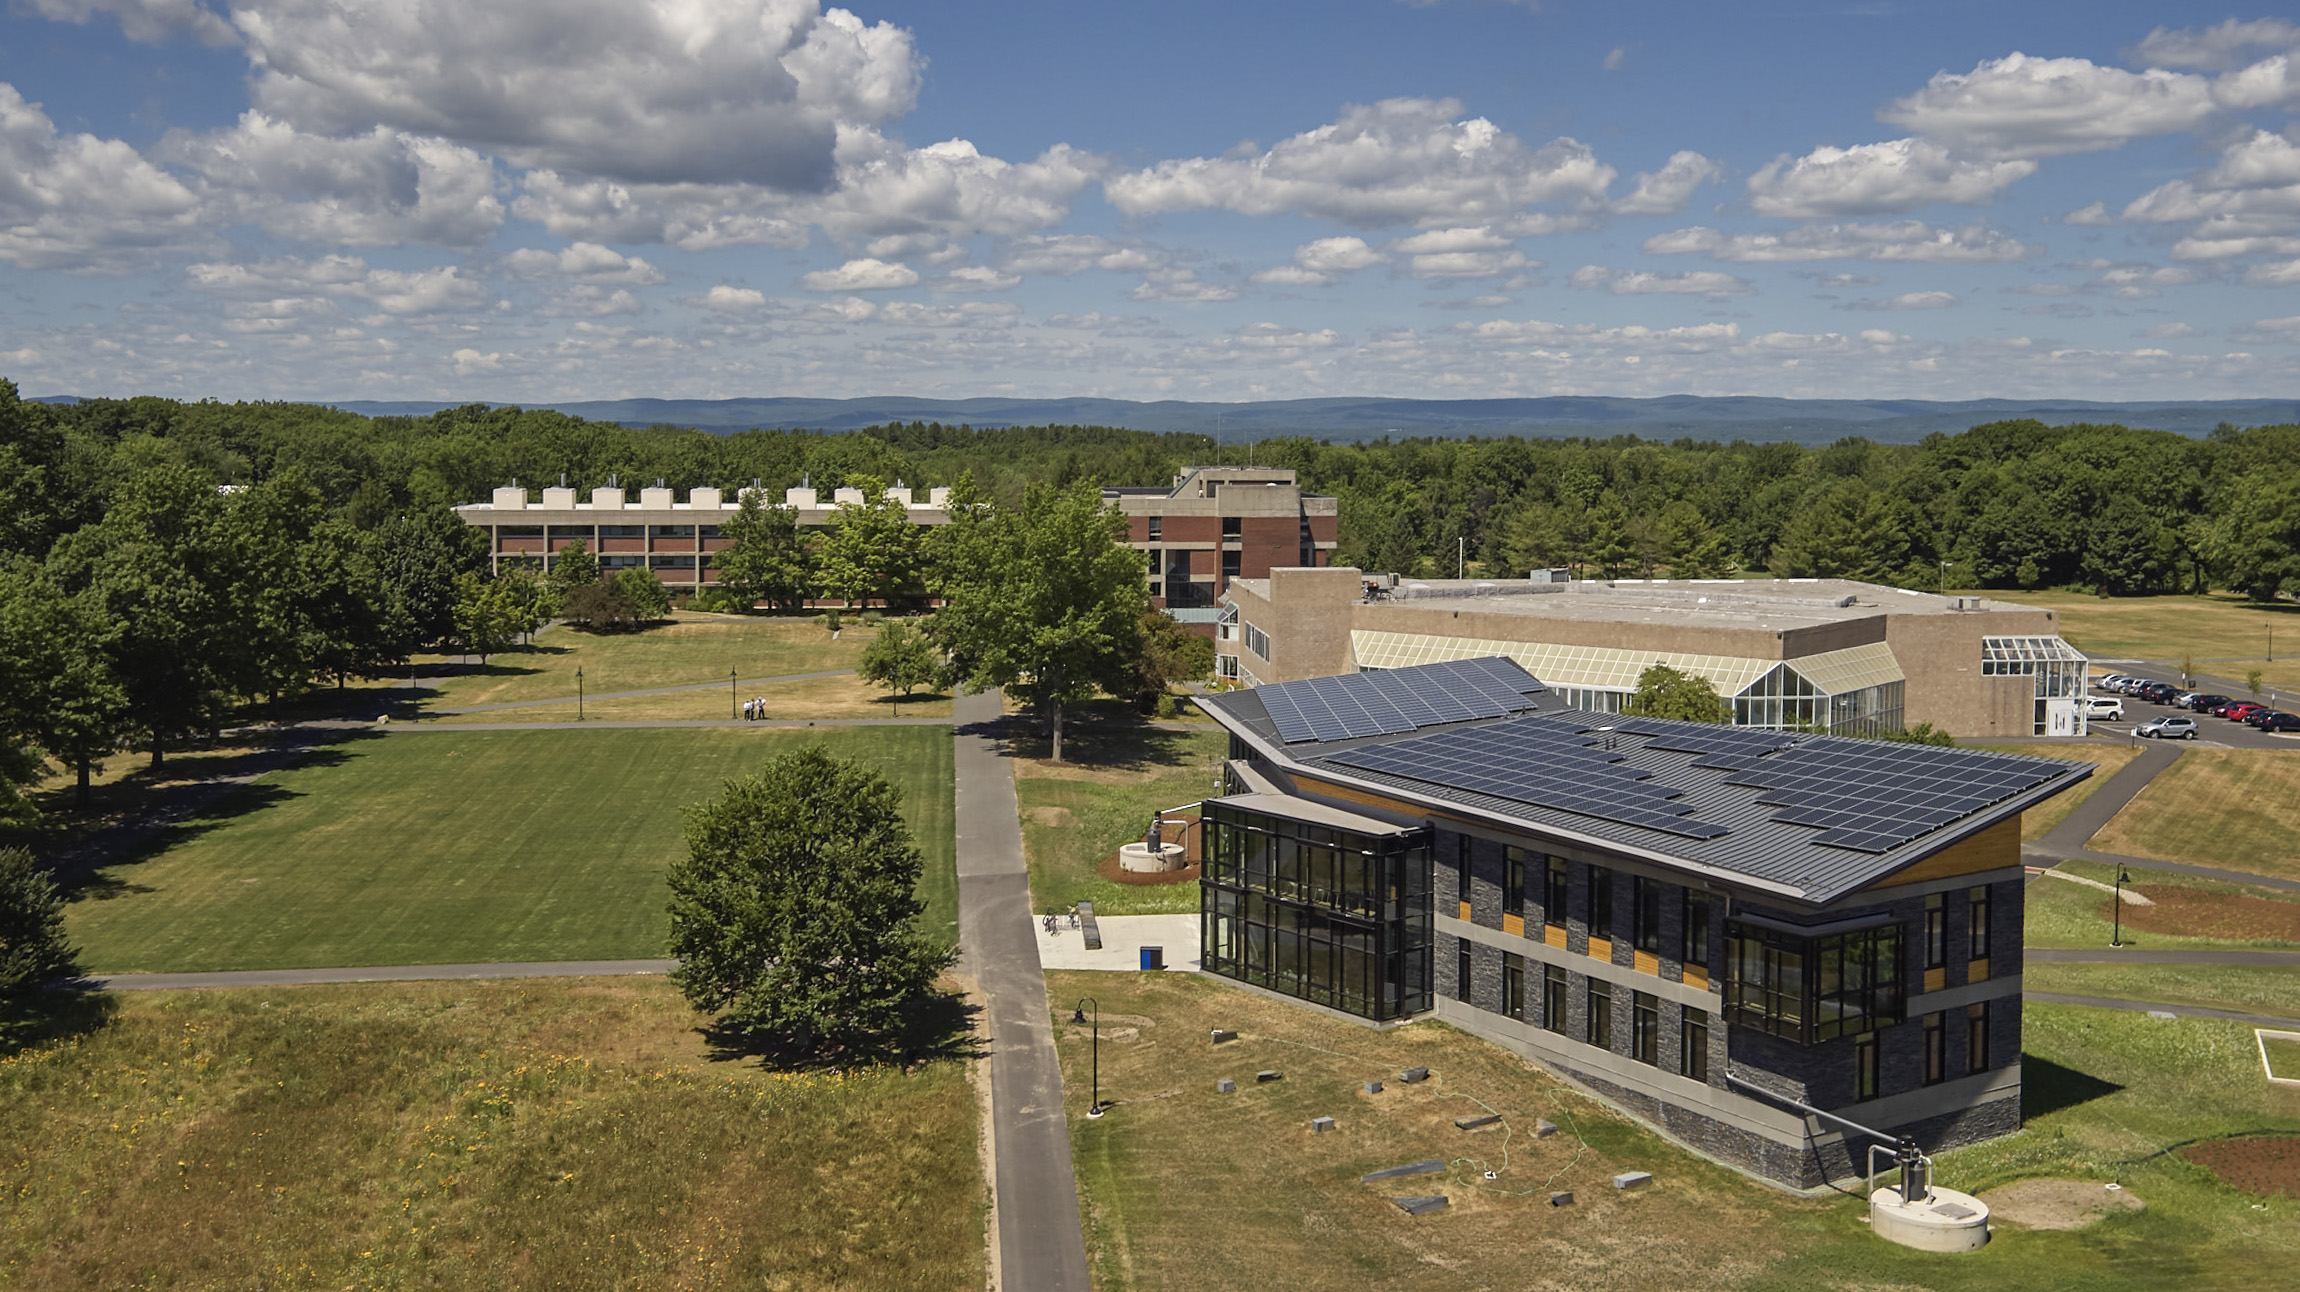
[952, 688, 1092, 1292]
[91, 960, 676, 991]
[2025, 991, 2300, 1029]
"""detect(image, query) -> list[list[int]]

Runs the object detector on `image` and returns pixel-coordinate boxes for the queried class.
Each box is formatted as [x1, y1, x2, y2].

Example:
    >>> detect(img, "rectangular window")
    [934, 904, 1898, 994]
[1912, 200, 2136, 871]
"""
[1924, 893, 1947, 969]
[1725, 921, 1905, 1044]
[1147, 516, 1161, 540]
[1545, 856, 1570, 927]
[1222, 549, 1242, 577]
[1240, 619, 1272, 661]
[598, 524, 645, 538]
[1633, 877, 1664, 953]
[1457, 948, 1472, 1003]
[1588, 978, 1613, 1050]
[698, 525, 724, 539]
[1681, 1007, 1709, 1083]
[1222, 516, 1243, 538]
[1503, 846, 1529, 915]
[1854, 1034, 1880, 1101]
[495, 525, 543, 538]
[1587, 866, 1614, 941]
[1968, 886, 1992, 961]
[1633, 991, 1659, 1065]
[1544, 965, 1568, 1034]
[1683, 890, 1711, 966]
[1967, 1002, 1991, 1074]
[1503, 953, 1525, 1019]
[1923, 1012, 1946, 1085]
[648, 524, 694, 538]
[1456, 836, 1471, 902]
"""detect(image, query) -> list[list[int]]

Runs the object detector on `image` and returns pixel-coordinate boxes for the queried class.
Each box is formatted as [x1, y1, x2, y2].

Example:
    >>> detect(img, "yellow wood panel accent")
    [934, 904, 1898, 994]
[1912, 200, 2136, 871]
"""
[1633, 949, 1660, 976]
[1459, 900, 1473, 922]
[1682, 965, 1708, 990]
[1968, 957, 1989, 982]
[1924, 966, 1946, 993]
[1544, 924, 1567, 949]
[1288, 776, 1438, 822]
[1872, 818, 2021, 889]
[1588, 937, 1613, 962]
[1502, 913, 1525, 937]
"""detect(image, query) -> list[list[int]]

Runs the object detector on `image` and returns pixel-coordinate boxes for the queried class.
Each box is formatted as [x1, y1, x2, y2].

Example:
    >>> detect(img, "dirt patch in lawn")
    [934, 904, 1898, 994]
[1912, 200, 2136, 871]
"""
[1017, 759, 1164, 785]
[2183, 1135, 2300, 1197]
[2100, 889, 2300, 943]
[1981, 1178, 2146, 1229]
[1027, 805, 1076, 827]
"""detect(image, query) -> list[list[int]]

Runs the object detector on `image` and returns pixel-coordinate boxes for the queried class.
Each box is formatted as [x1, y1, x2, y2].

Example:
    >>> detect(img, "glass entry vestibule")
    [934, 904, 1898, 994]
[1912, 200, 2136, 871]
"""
[1200, 796, 1434, 1021]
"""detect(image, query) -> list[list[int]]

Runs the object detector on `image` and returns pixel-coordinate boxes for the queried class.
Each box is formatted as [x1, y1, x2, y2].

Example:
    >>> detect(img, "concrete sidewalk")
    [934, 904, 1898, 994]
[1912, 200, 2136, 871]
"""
[952, 690, 1091, 1292]
[1036, 914, 1202, 972]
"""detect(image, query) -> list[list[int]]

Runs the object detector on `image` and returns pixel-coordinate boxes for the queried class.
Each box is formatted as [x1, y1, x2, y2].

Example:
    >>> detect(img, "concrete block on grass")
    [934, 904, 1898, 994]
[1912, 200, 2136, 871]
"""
[1613, 1171, 1653, 1191]
[1360, 1159, 1445, 1183]
[1311, 1116, 1335, 1133]
[1398, 1066, 1431, 1084]
[1363, 1080, 1383, 1095]
[1391, 1195, 1449, 1216]
[1454, 1114, 1501, 1130]
[1256, 1070, 1282, 1083]
[1211, 1029, 1238, 1044]
[1549, 1191, 1574, 1207]
[1534, 1118, 1558, 1138]
[1215, 1078, 1236, 1094]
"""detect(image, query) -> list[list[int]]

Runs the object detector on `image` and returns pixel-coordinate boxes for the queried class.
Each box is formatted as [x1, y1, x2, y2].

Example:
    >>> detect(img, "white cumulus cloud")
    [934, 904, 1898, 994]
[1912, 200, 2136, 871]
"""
[0, 83, 208, 271]
[1612, 150, 1722, 216]
[1644, 221, 2036, 264]
[1570, 266, 1751, 297]
[161, 112, 503, 247]
[696, 285, 768, 311]
[938, 265, 1020, 292]
[501, 242, 665, 285]
[1842, 291, 1960, 311]
[1748, 139, 2034, 217]
[1104, 97, 1615, 227]
[20, 0, 236, 47]
[1251, 235, 1386, 285]
[798, 257, 919, 291]
[2131, 19, 2300, 71]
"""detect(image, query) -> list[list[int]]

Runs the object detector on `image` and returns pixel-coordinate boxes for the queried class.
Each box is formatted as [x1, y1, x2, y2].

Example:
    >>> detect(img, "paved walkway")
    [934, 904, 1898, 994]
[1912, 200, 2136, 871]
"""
[92, 960, 676, 991]
[2026, 948, 2300, 965]
[952, 689, 1091, 1292]
[2036, 740, 2183, 855]
[2025, 843, 2300, 894]
[2025, 991, 2300, 1029]
[428, 669, 857, 715]
[1037, 914, 1202, 972]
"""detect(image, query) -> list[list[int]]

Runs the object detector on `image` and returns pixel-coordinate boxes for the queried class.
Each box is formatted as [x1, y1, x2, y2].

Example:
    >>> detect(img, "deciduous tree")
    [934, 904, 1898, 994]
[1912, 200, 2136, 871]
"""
[817, 476, 922, 609]
[858, 620, 946, 707]
[717, 490, 812, 610]
[1626, 663, 1728, 724]
[666, 746, 955, 1057]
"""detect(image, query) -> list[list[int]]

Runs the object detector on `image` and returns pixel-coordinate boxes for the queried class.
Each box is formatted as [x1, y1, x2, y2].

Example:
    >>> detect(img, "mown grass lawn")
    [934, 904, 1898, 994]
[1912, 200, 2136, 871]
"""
[2027, 859, 2300, 952]
[67, 726, 955, 973]
[2025, 963, 2300, 1020]
[0, 979, 983, 1292]
[1013, 724, 1226, 917]
[1048, 971, 2300, 1292]
[1973, 742, 2136, 843]
[423, 613, 894, 712]
[437, 672, 953, 723]
[1983, 590, 2300, 692]
[2091, 747, 2300, 883]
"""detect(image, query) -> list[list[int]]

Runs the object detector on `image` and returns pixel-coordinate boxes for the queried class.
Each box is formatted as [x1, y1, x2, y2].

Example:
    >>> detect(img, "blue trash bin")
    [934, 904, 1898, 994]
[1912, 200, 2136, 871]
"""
[1140, 945, 1165, 971]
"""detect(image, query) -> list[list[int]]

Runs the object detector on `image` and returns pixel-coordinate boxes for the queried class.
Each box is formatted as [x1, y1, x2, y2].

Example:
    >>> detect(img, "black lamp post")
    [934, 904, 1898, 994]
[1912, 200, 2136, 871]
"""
[2111, 865, 2132, 947]
[576, 666, 584, 723]
[730, 666, 738, 719]
[1071, 997, 1104, 1118]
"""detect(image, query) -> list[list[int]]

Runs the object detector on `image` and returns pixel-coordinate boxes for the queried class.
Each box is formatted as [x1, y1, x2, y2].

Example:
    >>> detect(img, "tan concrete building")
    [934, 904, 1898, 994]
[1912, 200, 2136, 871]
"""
[455, 481, 951, 590]
[1104, 466, 1339, 631]
[1216, 571, 2091, 739]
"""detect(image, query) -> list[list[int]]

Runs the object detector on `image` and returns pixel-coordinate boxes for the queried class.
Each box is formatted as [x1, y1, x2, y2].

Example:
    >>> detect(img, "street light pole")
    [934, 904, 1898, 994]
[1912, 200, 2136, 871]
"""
[1072, 997, 1103, 1118]
[2111, 865, 2131, 947]
[730, 666, 737, 719]
[576, 666, 584, 723]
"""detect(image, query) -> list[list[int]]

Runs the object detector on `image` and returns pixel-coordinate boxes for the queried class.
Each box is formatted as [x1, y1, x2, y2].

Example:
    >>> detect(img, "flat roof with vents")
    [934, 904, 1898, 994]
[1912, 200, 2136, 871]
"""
[1202, 658, 2091, 906]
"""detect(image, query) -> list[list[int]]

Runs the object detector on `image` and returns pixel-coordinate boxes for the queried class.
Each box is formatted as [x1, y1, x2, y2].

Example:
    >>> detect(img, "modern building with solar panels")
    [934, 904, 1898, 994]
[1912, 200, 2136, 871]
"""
[1216, 569, 2094, 739]
[1196, 657, 2091, 1188]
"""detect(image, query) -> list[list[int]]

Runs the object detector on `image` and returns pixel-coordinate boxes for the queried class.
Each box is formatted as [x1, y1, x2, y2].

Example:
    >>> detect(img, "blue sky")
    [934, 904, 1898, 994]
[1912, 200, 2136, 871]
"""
[2, 1, 2296, 404]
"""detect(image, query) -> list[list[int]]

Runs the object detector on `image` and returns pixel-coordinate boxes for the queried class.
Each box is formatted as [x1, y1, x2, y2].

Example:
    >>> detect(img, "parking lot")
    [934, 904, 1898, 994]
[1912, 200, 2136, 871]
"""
[2084, 664, 2300, 749]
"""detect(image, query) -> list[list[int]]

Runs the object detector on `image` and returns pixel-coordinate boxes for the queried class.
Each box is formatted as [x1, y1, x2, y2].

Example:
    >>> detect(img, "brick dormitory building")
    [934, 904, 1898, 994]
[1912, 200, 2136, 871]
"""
[1194, 658, 2088, 1188]
[1104, 466, 1338, 634]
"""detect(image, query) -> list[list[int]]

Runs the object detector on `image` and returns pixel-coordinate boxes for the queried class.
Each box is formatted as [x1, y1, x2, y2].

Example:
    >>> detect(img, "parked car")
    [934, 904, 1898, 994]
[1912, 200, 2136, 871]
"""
[2259, 712, 2300, 733]
[2173, 691, 2208, 706]
[2224, 703, 2269, 722]
[2079, 696, 2126, 720]
[2212, 699, 2253, 716]
[2135, 715, 2199, 739]
[2243, 708, 2292, 728]
[2136, 682, 2180, 704]
[2186, 693, 2231, 712]
[2096, 673, 2134, 691]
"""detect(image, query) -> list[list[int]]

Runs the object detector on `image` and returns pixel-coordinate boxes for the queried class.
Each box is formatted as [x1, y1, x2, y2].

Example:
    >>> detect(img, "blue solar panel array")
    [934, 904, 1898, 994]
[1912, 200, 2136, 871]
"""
[1605, 717, 1796, 769]
[1723, 741, 2058, 853]
[1319, 718, 1731, 841]
[1259, 657, 1546, 744]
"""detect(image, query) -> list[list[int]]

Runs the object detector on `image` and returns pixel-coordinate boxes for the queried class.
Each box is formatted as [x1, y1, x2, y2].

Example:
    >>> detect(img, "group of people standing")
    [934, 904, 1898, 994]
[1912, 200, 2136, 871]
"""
[741, 697, 771, 721]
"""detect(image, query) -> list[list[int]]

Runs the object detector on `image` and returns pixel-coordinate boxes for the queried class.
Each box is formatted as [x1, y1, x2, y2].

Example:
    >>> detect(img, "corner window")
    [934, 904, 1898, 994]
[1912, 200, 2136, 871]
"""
[1726, 921, 1905, 1045]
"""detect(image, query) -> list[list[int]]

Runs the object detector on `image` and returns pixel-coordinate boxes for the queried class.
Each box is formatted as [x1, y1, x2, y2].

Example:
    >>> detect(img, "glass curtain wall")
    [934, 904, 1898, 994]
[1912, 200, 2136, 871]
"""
[1733, 665, 1904, 736]
[1981, 636, 2088, 734]
[1200, 802, 1434, 1020]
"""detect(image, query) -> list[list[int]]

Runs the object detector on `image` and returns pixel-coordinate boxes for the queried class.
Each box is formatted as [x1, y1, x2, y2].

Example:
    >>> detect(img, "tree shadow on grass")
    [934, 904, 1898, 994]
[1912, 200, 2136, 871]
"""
[1, 983, 117, 1059]
[2023, 1053, 2125, 1120]
[1001, 708, 1213, 775]
[698, 987, 987, 1073]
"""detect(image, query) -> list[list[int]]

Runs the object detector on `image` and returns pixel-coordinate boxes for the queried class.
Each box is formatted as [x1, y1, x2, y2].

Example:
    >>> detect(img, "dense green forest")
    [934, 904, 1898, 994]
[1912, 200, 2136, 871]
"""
[12, 380, 2299, 601]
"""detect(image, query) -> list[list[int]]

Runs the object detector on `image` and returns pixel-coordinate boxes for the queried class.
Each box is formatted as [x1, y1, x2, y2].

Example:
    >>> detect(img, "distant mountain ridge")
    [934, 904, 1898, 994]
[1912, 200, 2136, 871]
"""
[34, 393, 2300, 446]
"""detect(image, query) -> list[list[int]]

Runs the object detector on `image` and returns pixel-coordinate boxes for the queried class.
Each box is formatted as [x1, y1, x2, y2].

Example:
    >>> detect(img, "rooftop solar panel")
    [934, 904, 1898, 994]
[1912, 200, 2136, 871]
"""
[1725, 740, 2057, 853]
[1256, 657, 1548, 744]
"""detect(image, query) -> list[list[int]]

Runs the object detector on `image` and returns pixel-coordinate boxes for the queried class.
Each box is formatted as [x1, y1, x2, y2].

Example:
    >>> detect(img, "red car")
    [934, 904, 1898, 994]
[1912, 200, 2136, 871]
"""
[2224, 703, 2270, 721]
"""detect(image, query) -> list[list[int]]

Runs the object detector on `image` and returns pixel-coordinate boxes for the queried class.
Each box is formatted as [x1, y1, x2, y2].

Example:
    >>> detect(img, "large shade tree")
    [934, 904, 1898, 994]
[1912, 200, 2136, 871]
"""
[927, 477, 1144, 761]
[666, 746, 954, 1058]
